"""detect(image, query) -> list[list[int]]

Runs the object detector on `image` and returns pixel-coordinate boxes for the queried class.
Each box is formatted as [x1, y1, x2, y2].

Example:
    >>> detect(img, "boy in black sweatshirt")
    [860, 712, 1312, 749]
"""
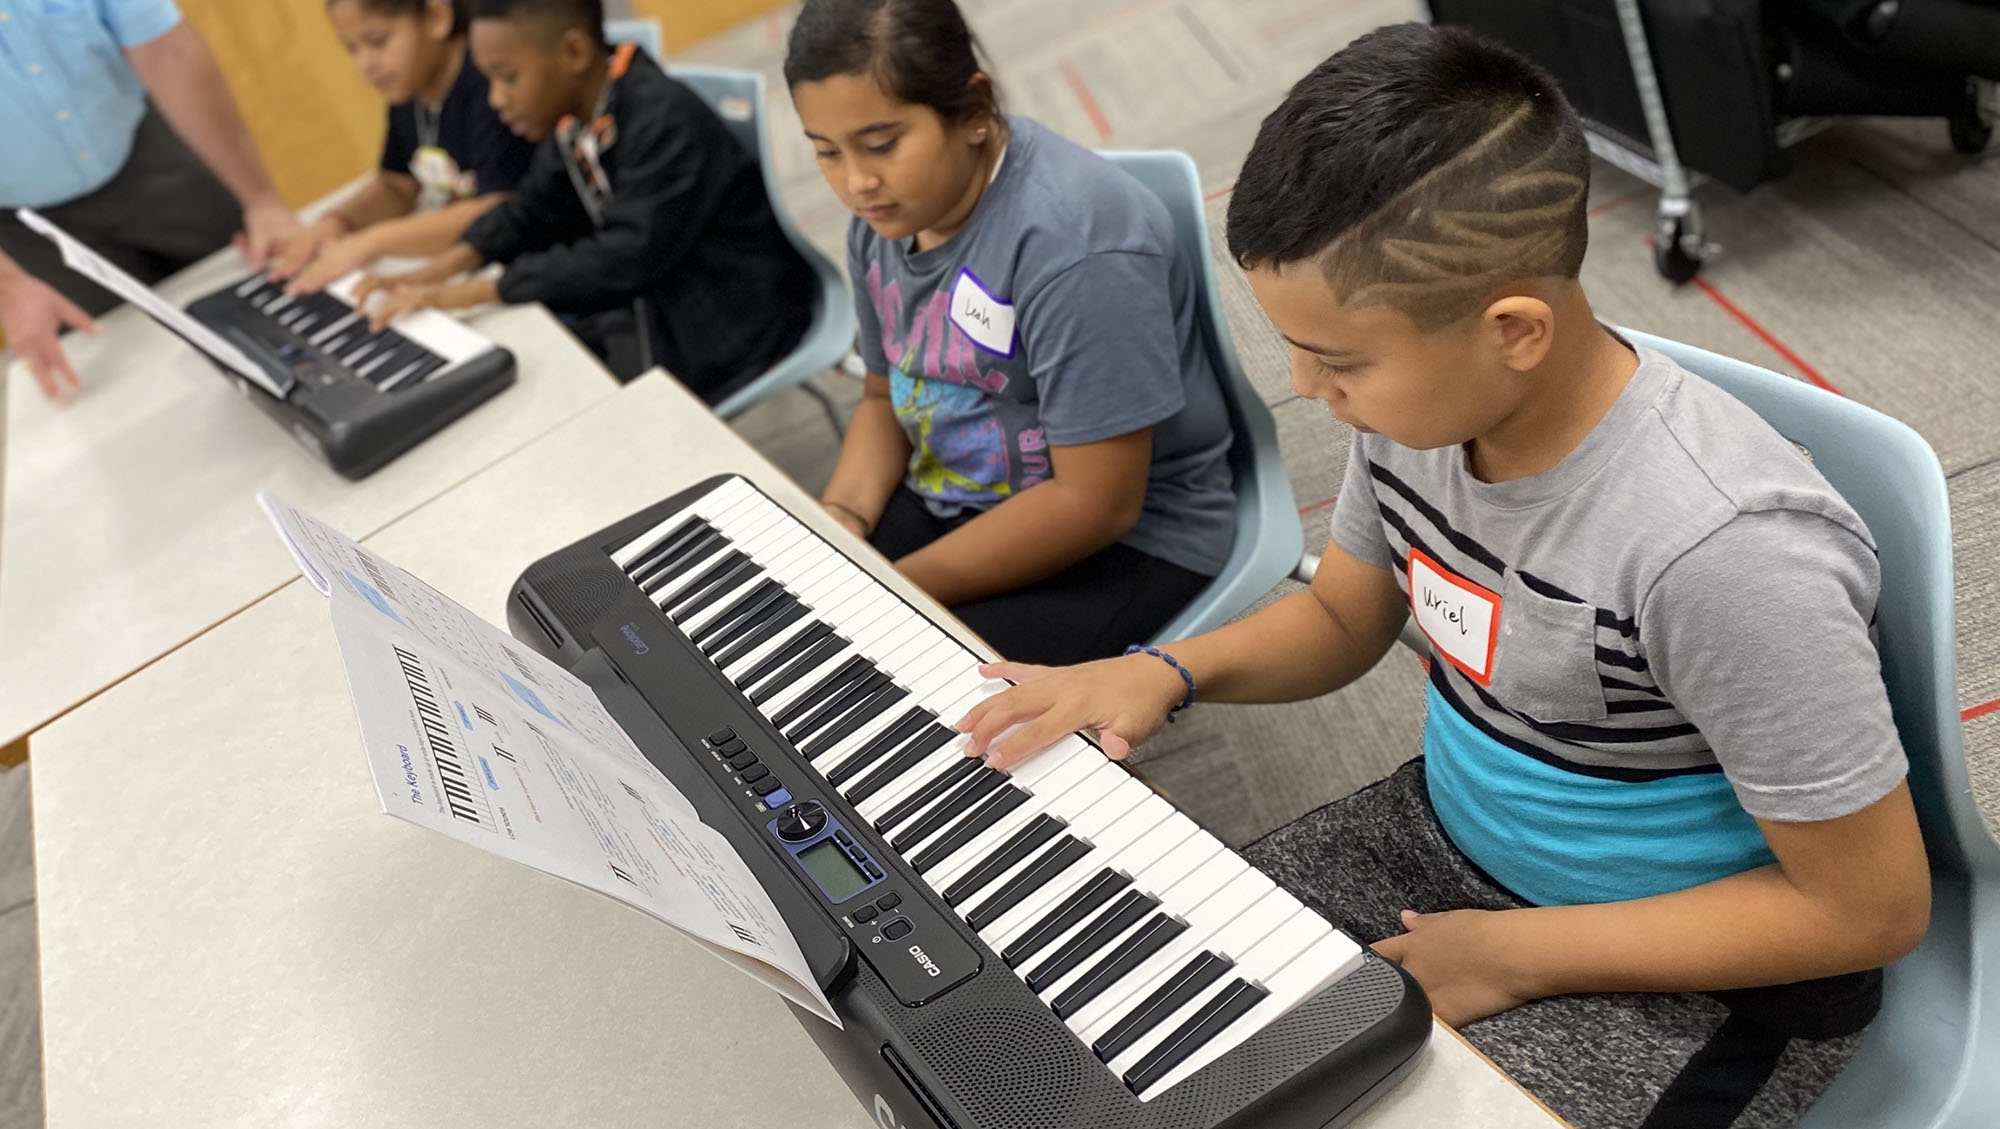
[361, 0, 816, 400]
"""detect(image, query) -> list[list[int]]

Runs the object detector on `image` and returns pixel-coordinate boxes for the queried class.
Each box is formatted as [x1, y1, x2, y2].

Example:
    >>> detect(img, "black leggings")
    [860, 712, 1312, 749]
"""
[868, 487, 1211, 665]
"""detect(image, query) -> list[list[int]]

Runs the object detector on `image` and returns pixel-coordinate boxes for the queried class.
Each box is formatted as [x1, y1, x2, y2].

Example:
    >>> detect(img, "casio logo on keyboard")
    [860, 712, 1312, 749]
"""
[908, 944, 942, 978]
[618, 621, 650, 655]
[873, 1094, 908, 1129]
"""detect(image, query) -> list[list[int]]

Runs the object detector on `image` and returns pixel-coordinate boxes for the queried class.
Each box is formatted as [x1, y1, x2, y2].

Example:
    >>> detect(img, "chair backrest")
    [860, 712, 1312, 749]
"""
[1099, 150, 1304, 641]
[666, 66, 855, 419]
[1622, 330, 1999, 1128]
[602, 17, 665, 64]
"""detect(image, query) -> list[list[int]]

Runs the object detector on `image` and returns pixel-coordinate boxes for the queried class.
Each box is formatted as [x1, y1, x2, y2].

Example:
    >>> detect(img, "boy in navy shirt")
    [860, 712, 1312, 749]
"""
[362, 0, 815, 398]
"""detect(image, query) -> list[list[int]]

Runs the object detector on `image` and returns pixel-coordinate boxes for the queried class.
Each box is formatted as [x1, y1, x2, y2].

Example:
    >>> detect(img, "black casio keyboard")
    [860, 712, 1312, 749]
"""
[508, 476, 1430, 1129]
[184, 272, 515, 479]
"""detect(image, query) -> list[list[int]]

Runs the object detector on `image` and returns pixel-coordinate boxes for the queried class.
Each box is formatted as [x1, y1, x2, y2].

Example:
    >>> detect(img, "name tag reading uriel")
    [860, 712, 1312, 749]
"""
[950, 268, 1016, 357]
[1408, 547, 1502, 685]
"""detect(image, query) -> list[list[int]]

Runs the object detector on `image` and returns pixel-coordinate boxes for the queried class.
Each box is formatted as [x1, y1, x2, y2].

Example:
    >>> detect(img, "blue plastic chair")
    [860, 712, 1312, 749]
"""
[1099, 150, 1304, 641]
[1619, 330, 1997, 1128]
[602, 17, 665, 62]
[667, 66, 856, 420]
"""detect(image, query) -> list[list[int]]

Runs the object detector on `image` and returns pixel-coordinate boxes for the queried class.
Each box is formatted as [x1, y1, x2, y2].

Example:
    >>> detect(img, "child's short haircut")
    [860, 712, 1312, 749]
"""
[783, 0, 999, 123]
[1226, 23, 1591, 331]
[338, 0, 467, 37]
[467, 0, 605, 46]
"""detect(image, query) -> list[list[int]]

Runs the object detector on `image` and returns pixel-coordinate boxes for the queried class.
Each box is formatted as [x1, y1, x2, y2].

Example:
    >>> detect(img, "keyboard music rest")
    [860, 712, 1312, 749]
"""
[509, 474, 1432, 1129]
[184, 273, 517, 479]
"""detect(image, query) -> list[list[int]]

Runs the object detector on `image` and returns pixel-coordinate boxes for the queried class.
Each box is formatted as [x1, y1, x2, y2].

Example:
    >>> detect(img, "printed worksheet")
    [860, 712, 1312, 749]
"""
[266, 494, 838, 1026]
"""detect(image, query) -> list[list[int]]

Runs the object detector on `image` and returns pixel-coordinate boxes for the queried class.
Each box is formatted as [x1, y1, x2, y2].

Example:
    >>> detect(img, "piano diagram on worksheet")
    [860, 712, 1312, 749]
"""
[261, 491, 839, 1027]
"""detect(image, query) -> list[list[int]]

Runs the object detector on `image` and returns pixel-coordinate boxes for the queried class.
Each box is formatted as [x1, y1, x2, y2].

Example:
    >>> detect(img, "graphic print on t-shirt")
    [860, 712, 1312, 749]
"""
[890, 366, 1011, 504]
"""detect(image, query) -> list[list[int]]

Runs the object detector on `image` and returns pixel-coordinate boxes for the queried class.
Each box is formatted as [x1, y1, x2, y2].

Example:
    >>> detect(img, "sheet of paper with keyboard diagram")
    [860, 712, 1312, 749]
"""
[261, 493, 839, 1026]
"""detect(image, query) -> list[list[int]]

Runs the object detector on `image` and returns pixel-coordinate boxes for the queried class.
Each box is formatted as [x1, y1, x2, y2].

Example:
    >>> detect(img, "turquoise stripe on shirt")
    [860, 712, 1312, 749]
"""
[1423, 680, 1775, 906]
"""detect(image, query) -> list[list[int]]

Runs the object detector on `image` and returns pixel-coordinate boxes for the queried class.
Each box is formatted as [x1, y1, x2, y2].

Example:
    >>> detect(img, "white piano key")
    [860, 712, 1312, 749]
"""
[980, 789, 1172, 950]
[1105, 905, 1328, 1081]
[1135, 932, 1368, 1100]
[1067, 865, 1268, 1041]
[924, 751, 1104, 889]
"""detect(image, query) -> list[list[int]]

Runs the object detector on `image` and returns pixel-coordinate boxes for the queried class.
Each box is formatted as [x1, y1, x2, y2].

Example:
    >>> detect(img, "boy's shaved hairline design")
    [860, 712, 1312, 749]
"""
[1319, 101, 1588, 330]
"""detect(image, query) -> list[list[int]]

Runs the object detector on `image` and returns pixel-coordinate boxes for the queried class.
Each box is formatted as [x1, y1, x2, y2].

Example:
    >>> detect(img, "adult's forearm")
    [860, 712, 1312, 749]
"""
[126, 23, 284, 209]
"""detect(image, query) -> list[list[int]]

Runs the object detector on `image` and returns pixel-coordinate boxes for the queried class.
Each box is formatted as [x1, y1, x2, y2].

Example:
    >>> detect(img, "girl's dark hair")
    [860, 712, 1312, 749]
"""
[337, 0, 469, 38]
[783, 0, 999, 122]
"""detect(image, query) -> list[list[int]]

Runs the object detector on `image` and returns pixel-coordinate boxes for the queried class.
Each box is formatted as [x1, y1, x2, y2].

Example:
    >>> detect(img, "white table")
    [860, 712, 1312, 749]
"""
[0, 249, 619, 745]
[31, 376, 1564, 1128]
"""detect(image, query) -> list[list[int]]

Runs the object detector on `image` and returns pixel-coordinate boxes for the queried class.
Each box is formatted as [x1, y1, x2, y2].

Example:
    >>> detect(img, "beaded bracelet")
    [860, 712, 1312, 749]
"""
[1124, 644, 1196, 722]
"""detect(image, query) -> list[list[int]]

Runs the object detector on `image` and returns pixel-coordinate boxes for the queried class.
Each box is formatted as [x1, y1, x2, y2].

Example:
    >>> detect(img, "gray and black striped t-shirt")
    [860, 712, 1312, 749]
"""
[1330, 340, 1907, 904]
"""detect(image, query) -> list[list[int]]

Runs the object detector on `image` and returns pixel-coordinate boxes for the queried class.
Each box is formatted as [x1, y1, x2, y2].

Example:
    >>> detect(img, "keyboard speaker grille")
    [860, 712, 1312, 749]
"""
[526, 549, 634, 634]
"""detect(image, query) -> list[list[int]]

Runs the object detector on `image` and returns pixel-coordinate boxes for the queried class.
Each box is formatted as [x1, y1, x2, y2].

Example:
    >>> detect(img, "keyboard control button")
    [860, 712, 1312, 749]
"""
[750, 777, 783, 796]
[707, 727, 736, 746]
[726, 750, 758, 770]
[738, 764, 770, 784]
[714, 738, 748, 757]
[883, 919, 913, 940]
[877, 892, 902, 911]
[852, 905, 879, 923]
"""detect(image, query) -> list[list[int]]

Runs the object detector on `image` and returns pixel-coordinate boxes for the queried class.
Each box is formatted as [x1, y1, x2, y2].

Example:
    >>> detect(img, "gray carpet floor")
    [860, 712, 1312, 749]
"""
[5, 0, 1999, 1120]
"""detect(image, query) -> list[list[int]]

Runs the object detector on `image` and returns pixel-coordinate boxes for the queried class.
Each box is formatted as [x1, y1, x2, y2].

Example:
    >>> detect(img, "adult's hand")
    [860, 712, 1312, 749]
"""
[0, 266, 99, 402]
[234, 198, 304, 273]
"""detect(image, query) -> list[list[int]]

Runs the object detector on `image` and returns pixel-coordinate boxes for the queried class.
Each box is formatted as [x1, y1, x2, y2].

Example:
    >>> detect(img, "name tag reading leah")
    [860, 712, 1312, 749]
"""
[949, 268, 1016, 357]
[1408, 548, 1501, 685]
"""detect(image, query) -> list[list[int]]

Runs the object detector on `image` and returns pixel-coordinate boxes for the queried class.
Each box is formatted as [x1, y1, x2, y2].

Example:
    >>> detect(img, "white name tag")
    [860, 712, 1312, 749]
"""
[1408, 548, 1502, 685]
[949, 268, 1016, 357]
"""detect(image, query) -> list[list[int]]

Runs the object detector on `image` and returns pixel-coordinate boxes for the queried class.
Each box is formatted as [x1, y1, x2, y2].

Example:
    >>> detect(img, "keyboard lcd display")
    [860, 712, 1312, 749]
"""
[798, 838, 871, 903]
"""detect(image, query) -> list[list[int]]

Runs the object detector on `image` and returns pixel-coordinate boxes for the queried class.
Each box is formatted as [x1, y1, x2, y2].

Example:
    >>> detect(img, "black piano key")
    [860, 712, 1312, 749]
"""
[1002, 869, 1132, 969]
[638, 528, 725, 595]
[364, 340, 429, 385]
[622, 516, 706, 582]
[910, 785, 1028, 874]
[1025, 889, 1161, 994]
[943, 814, 1066, 907]
[768, 654, 871, 731]
[889, 767, 1005, 853]
[874, 755, 984, 836]
[700, 590, 795, 659]
[785, 669, 893, 748]
[748, 633, 846, 706]
[691, 579, 785, 650]
[841, 724, 957, 803]
[708, 600, 808, 671]
[1052, 914, 1189, 1019]
[397, 353, 448, 387]
[800, 680, 909, 761]
[1122, 979, 1270, 1095]
[964, 836, 1093, 931]
[1092, 952, 1233, 1063]
[734, 620, 831, 692]
[829, 711, 939, 789]
[666, 555, 759, 621]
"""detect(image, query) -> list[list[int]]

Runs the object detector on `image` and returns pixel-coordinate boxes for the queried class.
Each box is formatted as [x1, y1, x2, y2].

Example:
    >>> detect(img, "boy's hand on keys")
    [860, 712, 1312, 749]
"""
[268, 215, 342, 284]
[1370, 908, 1536, 1029]
[956, 654, 1190, 770]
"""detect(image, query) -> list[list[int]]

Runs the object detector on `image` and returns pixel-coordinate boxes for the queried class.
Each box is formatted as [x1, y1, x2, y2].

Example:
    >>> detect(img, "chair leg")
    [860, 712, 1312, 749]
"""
[802, 378, 846, 439]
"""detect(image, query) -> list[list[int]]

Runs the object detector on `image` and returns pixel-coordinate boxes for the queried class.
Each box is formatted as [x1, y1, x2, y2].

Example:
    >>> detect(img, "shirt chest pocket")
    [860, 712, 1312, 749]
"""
[1487, 572, 1609, 724]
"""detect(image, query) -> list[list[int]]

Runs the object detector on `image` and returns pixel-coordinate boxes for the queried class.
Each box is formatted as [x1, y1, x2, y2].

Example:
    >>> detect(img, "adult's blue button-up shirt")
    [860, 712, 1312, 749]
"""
[0, 0, 185, 209]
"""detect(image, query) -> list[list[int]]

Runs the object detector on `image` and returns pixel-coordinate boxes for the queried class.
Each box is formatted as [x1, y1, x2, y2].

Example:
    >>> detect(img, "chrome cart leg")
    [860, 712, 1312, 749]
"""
[1613, 0, 1710, 282]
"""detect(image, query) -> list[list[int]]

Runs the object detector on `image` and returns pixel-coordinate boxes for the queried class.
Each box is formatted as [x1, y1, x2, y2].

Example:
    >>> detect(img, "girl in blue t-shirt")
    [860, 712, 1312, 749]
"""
[785, 0, 1237, 665]
[270, 0, 535, 293]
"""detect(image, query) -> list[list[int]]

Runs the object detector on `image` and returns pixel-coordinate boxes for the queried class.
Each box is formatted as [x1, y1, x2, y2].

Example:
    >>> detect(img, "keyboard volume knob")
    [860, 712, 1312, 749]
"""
[775, 801, 826, 842]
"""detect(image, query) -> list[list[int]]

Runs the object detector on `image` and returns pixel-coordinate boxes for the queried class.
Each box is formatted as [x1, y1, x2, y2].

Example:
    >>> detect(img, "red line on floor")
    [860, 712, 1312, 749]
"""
[1060, 60, 1113, 143]
[1298, 493, 1338, 515]
[1686, 274, 1844, 397]
[1587, 188, 1650, 218]
[1204, 182, 1235, 202]
[1964, 697, 2000, 723]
